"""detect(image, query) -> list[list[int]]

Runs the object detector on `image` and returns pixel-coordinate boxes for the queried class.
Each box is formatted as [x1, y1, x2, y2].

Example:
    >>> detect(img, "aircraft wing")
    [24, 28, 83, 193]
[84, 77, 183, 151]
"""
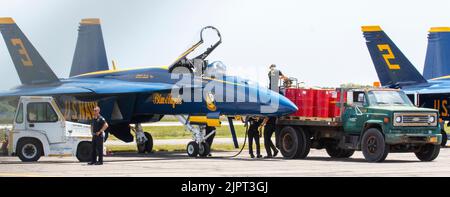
[81, 80, 176, 94]
[0, 79, 179, 98]
[0, 85, 93, 97]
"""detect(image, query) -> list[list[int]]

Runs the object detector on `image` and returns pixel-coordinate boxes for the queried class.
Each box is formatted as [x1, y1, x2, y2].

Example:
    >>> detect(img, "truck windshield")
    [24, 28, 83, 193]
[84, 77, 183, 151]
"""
[367, 91, 413, 106]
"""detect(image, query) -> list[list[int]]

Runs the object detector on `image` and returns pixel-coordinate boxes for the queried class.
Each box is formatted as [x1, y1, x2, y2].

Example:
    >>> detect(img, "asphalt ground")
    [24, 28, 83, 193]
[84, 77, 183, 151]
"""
[0, 147, 449, 177]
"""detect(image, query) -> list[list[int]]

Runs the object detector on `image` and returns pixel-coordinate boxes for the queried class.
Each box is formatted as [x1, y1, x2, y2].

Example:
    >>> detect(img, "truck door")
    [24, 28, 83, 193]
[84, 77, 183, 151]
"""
[25, 102, 65, 144]
[14, 103, 25, 131]
[343, 91, 367, 134]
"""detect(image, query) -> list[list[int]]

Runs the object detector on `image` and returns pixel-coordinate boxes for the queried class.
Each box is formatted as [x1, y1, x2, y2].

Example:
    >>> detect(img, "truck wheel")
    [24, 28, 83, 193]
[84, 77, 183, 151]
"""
[137, 132, 154, 154]
[17, 138, 42, 162]
[441, 130, 447, 147]
[76, 142, 92, 162]
[198, 142, 210, 157]
[186, 141, 199, 157]
[415, 144, 440, 161]
[361, 128, 389, 162]
[326, 144, 354, 158]
[294, 127, 311, 159]
[279, 126, 300, 159]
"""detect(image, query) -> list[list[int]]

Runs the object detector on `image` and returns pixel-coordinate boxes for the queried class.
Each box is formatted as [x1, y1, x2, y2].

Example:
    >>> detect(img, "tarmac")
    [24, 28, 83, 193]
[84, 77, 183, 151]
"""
[0, 147, 449, 177]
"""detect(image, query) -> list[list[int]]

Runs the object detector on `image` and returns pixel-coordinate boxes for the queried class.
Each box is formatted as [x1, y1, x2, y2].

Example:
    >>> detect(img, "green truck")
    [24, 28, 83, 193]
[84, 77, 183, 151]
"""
[276, 88, 442, 162]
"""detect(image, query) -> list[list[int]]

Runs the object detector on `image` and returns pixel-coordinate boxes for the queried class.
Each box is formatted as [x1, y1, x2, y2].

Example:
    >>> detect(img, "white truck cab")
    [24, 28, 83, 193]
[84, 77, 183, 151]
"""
[8, 96, 92, 162]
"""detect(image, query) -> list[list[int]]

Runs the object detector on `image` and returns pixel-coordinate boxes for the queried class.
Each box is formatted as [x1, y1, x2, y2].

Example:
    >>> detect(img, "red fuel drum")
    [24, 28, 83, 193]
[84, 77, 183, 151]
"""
[284, 88, 298, 116]
[329, 90, 347, 117]
[314, 89, 331, 117]
[296, 88, 315, 117]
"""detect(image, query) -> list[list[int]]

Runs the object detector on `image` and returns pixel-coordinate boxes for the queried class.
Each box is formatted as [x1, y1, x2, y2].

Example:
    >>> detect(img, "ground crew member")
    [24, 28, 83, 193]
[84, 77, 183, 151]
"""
[205, 126, 216, 157]
[268, 64, 288, 93]
[247, 116, 263, 158]
[262, 116, 278, 158]
[88, 106, 108, 165]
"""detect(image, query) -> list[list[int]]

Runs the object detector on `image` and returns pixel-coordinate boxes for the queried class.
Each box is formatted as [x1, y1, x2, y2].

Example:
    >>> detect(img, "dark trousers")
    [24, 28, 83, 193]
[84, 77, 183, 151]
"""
[205, 126, 215, 148]
[248, 128, 260, 156]
[264, 124, 277, 156]
[91, 135, 103, 163]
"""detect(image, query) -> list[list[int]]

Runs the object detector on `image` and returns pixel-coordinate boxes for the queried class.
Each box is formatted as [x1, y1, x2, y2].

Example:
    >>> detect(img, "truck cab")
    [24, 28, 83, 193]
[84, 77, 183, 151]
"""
[342, 89, 441, 161]
[8, 96, 92, 162]
[277, 88, 442, 162]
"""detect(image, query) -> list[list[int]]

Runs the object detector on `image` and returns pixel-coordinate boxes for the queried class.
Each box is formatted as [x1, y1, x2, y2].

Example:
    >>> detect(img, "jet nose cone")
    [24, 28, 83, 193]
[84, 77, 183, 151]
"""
[278, 95, 298, 115]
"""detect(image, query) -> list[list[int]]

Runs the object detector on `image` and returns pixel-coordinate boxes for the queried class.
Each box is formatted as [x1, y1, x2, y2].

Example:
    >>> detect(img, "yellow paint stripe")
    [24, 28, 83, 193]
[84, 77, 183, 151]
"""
[430, 75, 450, 80]
[0, 172, 50, 177]
[0, 17, 15, 24]
[80, 18, 100, 25]
[361, 25, 382, 32]
[429, 27, 450, 32]
[76, 65, 169, 77]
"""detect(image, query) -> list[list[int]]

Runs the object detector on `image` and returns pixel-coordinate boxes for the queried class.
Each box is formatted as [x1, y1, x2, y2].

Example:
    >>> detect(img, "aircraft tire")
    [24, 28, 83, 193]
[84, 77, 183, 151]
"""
[143, 132, 153, 153]
[415, 144, 440, 162]
[198, 142, 210, 157]
[187, 141, 199, 157]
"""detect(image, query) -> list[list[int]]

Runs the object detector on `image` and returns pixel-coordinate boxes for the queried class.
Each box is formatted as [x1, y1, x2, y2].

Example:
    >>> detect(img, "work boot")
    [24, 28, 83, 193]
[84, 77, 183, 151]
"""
[273, 150, 279, 157]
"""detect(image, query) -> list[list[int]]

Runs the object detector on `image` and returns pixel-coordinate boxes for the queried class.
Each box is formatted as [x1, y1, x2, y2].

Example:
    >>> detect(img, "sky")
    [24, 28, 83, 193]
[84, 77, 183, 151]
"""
[1, 0, 450, 90]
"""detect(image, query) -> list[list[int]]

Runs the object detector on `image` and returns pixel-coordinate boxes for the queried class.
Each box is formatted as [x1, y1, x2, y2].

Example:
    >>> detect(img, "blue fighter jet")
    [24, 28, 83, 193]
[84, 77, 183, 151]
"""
[0, 17, 297, 156]
[361, 25, 449, 146]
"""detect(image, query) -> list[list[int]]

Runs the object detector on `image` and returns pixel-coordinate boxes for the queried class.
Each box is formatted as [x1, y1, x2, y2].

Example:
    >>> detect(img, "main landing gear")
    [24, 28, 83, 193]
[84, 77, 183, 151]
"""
[132, 123, 153, 154]
[176, 115, 215, 157]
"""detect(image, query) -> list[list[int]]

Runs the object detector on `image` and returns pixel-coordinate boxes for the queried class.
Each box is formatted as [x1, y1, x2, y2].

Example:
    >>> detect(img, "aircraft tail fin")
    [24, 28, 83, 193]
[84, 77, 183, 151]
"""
[0, 17, 59, 85]
[70, 18, 108, 77]
[423, 27, 450, 79]
[362, 26, 427, 87]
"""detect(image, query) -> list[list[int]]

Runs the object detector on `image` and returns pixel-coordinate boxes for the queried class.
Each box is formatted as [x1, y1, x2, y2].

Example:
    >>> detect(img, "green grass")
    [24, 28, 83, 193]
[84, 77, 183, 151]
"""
[108, 125, 248, 141]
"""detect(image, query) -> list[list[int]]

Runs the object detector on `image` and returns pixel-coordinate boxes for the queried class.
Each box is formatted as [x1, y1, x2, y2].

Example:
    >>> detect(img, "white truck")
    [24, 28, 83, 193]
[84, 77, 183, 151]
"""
[7, 96, 93, 162]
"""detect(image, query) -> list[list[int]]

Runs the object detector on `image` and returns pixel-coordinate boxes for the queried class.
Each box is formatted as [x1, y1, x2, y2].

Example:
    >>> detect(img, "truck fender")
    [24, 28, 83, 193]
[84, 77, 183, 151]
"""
[359, 121, 385, 147]
[14, 132, 50, 156]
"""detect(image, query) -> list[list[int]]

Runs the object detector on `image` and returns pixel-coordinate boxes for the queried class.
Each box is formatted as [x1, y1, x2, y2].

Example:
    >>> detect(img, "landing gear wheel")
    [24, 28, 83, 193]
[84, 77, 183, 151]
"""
[17, 138, 42, 162]
[187, 141, 199, 157]
[76, 142, 92, 162]
[415, 144, 440, 161]
[441, 130, 447, 147]
[325, 143, 354, 158]
[137, 132, 153, 154]
[198, 142, 211, 157]
[361, 128, 389, 162]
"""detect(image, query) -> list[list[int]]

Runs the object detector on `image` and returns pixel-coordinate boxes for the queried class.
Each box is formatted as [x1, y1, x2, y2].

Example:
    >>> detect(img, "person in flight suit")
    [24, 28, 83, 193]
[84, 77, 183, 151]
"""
[88, 106, 109, 165]
[247, 116, 263, 158]
[262, 116, 279, 158]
